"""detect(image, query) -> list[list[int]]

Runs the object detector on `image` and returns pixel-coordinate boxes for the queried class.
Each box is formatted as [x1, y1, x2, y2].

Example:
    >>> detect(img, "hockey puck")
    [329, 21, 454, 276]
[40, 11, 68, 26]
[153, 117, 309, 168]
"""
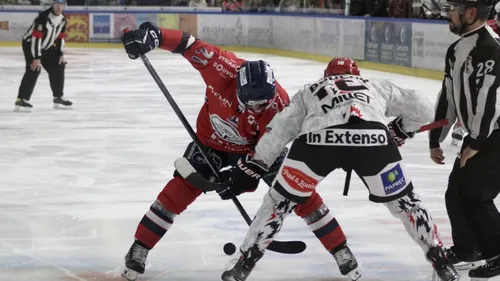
[223, 242, 236, 255]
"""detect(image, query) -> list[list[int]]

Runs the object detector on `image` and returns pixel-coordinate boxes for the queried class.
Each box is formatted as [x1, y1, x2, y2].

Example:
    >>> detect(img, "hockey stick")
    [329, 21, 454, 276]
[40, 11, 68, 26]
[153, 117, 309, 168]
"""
[342, 118, 450, 196]
[124, 36, 306, 254]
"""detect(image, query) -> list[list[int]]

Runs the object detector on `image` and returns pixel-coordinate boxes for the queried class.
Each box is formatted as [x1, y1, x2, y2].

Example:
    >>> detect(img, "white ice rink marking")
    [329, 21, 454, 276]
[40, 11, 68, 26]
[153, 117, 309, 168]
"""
[0, 241, 88, 281]
[1, 47, 498, 281]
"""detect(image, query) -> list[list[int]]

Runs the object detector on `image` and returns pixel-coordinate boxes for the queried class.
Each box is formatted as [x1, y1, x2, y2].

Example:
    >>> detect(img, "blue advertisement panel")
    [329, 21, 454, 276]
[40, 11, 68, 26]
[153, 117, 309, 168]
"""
[90, 13, 113, 42]
[365, 20, 412, 67]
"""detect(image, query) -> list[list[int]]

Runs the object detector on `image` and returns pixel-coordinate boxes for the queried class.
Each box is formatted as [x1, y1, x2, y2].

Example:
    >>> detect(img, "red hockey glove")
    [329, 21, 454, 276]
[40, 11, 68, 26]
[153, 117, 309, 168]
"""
[388, 116, 415, 146]
[217, 155, 268, 200]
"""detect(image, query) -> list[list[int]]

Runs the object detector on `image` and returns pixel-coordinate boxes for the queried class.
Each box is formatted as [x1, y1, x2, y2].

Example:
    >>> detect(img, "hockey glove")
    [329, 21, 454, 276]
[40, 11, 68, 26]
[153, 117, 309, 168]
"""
[217, 155, 269, 200]
[388, 116, 415, 146]
[121, 22, 162, 60]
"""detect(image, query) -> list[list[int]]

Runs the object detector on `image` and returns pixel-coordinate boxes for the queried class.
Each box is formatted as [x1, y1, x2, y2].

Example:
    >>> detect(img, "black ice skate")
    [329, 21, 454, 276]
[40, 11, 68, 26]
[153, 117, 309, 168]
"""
[469, 254, 500, 279]
[331, 242, 361, 281]
[122, 241, 149, 281]
[427, 246, 459, 281]
[221, 246, 263, 281]
[53, 97, 73, 109]
[14, 98, 33, 112]
[446, 247, 484, 270]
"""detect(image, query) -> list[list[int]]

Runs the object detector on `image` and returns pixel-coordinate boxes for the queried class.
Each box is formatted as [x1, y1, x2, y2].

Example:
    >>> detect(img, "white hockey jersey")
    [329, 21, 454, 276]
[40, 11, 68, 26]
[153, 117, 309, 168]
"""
[254, 75, 434, 166]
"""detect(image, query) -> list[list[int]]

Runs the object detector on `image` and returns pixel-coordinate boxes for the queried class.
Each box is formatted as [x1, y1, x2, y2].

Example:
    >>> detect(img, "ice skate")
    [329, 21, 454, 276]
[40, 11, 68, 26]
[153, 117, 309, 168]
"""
[14, 98, 33, 112]
[122, 241, 149, 281]
[469, 254, 500, 280]
[53, 97, 73, 109]
[331, 242, 361, 280]
[427, 246, 459, 281]
[221, 246, 263, 281]
[446, 247, 484, 270]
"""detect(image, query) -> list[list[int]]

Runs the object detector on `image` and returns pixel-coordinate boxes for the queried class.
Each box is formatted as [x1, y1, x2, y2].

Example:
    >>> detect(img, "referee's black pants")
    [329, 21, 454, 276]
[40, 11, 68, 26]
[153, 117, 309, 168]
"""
[17, 41, 65, 101]
[446, 130, 500, 260]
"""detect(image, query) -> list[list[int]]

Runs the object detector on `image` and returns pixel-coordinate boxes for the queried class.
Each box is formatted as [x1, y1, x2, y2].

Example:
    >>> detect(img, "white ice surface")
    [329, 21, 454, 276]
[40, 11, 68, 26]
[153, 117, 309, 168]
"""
[0, 47, 497, 281]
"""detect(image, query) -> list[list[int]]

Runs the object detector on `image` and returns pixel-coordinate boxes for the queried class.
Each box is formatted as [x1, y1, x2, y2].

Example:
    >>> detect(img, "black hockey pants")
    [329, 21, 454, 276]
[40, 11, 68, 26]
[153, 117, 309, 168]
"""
[446, 129, 500, 260]
[18, 41, 65, 101]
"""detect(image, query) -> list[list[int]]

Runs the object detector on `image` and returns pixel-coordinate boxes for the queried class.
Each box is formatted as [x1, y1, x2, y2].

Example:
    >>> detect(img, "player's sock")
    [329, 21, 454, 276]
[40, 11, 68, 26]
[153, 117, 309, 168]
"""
[385, 192, 459, 280]
[304, 204, 346, 250]
[296, 192, 347, 251]
[295, 193, 359, 279]
[123, 177, 199, 279]
[134, 199, 176, 249]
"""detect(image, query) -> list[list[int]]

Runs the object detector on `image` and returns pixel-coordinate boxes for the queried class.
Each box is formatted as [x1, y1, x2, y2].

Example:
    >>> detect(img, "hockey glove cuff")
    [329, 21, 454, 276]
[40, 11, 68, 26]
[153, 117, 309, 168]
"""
[217, 155, 269, 200]
[388, 116, 415, 146]
[121, 22, 162, 60]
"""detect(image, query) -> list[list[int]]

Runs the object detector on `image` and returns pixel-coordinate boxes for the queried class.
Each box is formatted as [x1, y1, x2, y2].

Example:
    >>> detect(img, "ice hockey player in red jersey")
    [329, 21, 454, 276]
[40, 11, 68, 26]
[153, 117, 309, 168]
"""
[119, 22, 360, 281]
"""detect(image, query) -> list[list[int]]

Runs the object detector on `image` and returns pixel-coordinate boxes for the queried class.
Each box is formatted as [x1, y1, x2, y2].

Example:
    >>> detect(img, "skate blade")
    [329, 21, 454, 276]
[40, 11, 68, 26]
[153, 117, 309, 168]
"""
[346, 268, 361, 281]
[121, 268, 139, 281]
[14, 106, 31, 113]
[455, 260, 486, 271]
[53, 104, 73, 110]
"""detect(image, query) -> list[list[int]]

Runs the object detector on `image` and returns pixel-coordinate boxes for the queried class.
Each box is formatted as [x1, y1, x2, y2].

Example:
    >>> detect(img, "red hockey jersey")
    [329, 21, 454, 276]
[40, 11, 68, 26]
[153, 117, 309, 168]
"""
[159, 29, 290, 153]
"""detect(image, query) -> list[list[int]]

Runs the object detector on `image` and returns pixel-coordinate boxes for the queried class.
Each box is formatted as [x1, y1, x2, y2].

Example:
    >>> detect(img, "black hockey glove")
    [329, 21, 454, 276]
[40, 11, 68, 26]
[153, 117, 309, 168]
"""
[121, 22, 162, 60]
[217, 155, 269, 200]
[388, 116, 415, 146]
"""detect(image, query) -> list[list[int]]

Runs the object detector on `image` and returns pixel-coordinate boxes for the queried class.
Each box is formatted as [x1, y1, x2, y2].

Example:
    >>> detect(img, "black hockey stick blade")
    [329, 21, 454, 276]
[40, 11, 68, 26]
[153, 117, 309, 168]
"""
[174, 157, 307, 254]
[267, 239, 307, 254]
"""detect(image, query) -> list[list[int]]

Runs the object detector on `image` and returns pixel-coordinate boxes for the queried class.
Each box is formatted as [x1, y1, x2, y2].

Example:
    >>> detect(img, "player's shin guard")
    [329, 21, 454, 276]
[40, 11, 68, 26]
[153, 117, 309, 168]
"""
[384, 191, 458, 281]
[222, 188, 295, 281]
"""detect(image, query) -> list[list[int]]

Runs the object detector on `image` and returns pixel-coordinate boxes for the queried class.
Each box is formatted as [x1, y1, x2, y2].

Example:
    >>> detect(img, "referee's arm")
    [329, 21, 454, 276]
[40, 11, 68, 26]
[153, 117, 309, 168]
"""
[429, 46, 457, 149]
[469, 53, 500, 150]
[30, 13, 47, 59]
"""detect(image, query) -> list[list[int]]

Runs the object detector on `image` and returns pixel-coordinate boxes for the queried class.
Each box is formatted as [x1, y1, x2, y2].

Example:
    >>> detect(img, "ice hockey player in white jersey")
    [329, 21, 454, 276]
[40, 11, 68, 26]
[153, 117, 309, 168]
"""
[219, 58, 459, 281]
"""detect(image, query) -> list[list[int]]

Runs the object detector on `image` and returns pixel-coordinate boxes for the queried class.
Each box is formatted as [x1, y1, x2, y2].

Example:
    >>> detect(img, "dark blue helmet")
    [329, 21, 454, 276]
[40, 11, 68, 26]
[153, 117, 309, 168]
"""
[237, 60, 276, 113]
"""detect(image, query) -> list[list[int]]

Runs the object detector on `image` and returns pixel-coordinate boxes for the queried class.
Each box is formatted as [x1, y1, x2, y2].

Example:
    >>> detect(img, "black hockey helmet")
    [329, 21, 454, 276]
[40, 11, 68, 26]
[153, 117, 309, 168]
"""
[236, 60, 276, 113]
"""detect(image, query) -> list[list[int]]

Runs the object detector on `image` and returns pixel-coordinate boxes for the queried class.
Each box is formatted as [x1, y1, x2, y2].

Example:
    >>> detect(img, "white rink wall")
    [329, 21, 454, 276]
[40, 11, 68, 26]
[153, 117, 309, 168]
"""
[0, 6, 459, 75]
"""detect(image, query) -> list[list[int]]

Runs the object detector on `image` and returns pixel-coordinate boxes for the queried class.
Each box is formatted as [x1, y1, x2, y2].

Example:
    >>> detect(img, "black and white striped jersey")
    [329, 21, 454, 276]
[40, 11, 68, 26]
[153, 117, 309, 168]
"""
[22, 8, 66, 59]
[429, 24, 500, 150]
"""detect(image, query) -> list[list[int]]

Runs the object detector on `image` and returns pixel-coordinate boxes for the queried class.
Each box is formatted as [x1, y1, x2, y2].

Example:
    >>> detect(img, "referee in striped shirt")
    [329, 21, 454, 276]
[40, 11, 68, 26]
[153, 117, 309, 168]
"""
[15, 0, 72, 112]
[429, 0, 500, 278]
